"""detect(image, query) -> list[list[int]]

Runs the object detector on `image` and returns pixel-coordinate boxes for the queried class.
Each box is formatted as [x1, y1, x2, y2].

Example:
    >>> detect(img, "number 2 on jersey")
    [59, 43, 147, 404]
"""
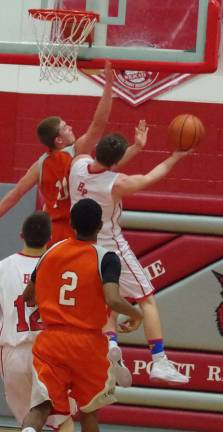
[59, 271, 77, 306]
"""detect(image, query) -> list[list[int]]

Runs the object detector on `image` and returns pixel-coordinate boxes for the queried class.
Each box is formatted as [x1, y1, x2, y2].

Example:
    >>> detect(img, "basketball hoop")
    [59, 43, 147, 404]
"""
[29, 9, 99, 83]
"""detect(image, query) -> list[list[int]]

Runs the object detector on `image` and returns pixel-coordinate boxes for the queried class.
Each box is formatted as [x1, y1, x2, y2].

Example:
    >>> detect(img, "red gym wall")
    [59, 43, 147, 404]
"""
[1, 92, 223, 195]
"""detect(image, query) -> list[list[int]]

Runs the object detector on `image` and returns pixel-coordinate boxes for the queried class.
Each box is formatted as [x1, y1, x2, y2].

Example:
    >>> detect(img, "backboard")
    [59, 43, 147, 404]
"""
[0, 0, 221, 73]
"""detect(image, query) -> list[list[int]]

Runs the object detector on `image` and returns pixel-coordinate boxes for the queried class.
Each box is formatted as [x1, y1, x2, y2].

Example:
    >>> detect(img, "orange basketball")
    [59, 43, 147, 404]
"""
[168, 114, 205, 151]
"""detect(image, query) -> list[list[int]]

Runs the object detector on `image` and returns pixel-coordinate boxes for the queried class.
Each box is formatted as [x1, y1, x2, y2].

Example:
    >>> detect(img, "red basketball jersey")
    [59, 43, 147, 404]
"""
[38, 146, 75, 221]
[35, 238, 108, 330]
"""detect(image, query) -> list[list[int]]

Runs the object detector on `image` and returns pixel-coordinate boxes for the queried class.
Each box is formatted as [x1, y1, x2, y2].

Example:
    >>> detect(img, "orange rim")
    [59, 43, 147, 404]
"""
[28, 9, 99, 22]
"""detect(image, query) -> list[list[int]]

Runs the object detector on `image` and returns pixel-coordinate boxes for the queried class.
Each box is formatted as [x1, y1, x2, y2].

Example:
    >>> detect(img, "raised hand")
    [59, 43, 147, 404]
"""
[172, 147, 194, 160]
[134, 119, 149, 150]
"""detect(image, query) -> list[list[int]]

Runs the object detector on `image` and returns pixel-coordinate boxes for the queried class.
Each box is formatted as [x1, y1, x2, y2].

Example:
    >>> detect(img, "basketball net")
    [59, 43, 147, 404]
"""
[29, 9, 99, 83]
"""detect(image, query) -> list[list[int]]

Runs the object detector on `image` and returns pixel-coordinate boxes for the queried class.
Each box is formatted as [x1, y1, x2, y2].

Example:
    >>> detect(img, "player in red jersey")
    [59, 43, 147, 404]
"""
[0, 61, 113, 246]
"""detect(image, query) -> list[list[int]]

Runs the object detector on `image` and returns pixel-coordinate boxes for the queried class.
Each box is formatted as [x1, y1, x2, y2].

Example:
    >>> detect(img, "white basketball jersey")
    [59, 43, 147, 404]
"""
[69, 157, 122, 242]
[0, 253, 43, 347]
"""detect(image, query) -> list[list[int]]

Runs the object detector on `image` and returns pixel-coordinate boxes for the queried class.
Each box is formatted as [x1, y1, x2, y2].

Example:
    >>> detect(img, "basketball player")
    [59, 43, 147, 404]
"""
[0, 211, 74, 431]
[69, 122, 191, 384]
[22, 198, 143, 432]
[0, 61, 113, 246]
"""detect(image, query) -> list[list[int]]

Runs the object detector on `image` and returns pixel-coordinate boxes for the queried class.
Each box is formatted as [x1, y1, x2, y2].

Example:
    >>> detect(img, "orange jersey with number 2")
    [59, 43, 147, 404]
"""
[35, 237, 108, 329]
[32, 238, 116, 414]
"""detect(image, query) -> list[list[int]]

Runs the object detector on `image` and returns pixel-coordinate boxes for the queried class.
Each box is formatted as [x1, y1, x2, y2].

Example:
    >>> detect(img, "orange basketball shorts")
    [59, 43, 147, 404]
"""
[31, 328, 116, 413]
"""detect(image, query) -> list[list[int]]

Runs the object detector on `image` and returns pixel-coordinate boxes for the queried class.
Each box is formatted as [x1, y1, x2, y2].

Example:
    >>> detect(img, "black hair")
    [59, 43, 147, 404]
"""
[70, 199, 102, 237]
[22, 211, 51, 248]
[96, 133, 128, 167]
[37, 116, 61, 149]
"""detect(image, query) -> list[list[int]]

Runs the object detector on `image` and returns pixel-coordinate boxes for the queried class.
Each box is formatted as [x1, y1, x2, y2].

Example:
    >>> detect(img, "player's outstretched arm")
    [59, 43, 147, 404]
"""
[113, 150, 190, 197]
[115, 120, 149, 170]
[0, 162, 39, 217]
[74, 60, 113, 155]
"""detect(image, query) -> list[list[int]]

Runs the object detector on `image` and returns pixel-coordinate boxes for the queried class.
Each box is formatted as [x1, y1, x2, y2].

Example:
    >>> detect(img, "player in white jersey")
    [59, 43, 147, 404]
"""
[69, 120, 191, 384]
[0, 211, 74, 431]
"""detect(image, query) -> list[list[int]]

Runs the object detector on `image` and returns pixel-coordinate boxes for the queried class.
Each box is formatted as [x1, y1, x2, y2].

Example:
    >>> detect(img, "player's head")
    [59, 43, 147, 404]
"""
[70, 199, 102, 240]
[37, 116, 75, 150]
[96, 134, 128, 167]
[21, 211, 51, 248]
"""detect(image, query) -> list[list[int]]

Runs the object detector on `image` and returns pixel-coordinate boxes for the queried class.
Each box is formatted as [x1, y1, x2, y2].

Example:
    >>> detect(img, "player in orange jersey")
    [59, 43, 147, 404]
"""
[0, 61, 113, 246]
[22, 198, 142, 432]
[0, 210, 75, 432]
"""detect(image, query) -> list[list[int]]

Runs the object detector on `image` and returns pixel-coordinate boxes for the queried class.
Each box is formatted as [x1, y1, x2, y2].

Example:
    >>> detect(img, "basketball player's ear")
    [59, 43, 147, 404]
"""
[54, 135, 63, 148]
[20, 231, 24, 240]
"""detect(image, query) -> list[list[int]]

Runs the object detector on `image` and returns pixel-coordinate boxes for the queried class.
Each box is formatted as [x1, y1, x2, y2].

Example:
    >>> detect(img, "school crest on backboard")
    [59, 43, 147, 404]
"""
[81, 69, 194, 106]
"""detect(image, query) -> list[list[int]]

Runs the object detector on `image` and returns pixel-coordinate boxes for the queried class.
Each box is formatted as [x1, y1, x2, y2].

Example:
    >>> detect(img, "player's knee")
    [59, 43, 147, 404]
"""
[138, 294, 156, 309]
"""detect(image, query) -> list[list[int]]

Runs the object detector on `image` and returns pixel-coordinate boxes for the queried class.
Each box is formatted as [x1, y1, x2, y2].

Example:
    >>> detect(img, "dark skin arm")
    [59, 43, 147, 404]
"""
[23, 280, 36, 304]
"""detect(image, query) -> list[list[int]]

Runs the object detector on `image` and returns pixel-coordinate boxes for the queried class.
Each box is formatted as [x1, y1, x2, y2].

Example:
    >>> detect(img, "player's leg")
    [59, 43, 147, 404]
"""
[117, 236, 189, 384]
[58, 417, 75, 432]
[47, 413, 75, 432]
[139, 295, 189, 383]
[22, 400, 52, 432]
[70, 331, 116, 432]
[79, 411, 99, 432]
[102, 312, 132, 388]
[2, 343, 74, 431]
[2, 344, 33, 424]
[30, 331, 73, 432]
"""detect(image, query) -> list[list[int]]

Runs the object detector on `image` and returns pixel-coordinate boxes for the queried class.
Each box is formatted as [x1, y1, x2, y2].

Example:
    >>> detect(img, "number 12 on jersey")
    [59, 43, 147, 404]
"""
[14, 295, 44, 332]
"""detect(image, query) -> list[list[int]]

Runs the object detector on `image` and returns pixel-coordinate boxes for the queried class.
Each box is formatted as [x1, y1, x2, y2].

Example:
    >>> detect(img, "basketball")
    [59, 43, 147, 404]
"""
[168, 114, 205, 151]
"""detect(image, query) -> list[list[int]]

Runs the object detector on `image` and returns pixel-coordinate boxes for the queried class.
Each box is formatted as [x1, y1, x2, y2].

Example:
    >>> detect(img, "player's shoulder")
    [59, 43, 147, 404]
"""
[92, 244, 117, 262]
[38, 152, 48, 164]
[92, 245, 120, 279]
[92, 244, 108, 256]
[114, 172, 128, 183]
[71, 154, 92, 167]
[60, 146, 75, 158]
[37, 239, 68, 268]
[0, 253, 18, 271]
[112, 173, 130, 194]
[38, 146, 74, 163]
[0, 252, 18, 264]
